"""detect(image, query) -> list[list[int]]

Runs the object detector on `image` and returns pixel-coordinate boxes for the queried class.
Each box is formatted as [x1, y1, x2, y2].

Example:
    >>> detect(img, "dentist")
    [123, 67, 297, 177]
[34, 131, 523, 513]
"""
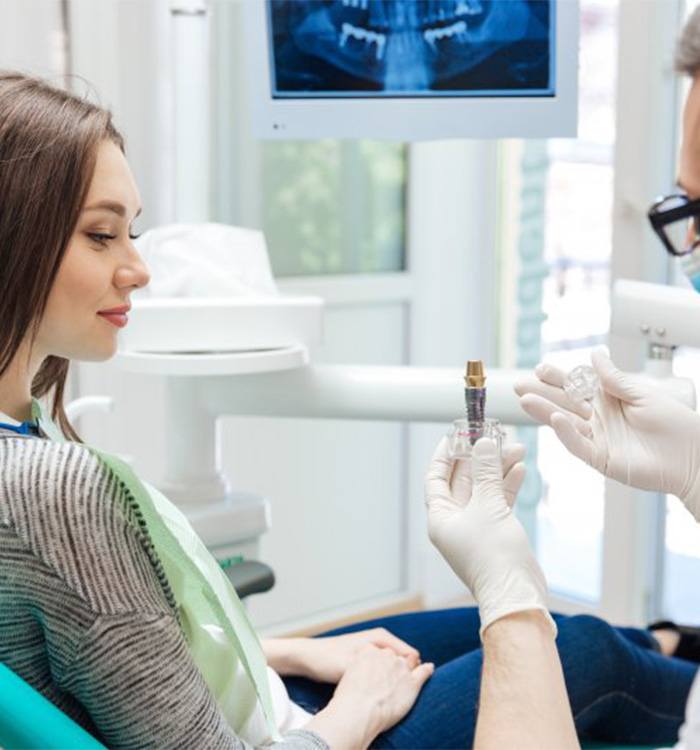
[425, 7, 700, 749]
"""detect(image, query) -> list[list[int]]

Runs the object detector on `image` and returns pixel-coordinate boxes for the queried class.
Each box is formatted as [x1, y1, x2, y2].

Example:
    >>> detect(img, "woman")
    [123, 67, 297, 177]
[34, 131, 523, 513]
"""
[0, 70, 697, 750]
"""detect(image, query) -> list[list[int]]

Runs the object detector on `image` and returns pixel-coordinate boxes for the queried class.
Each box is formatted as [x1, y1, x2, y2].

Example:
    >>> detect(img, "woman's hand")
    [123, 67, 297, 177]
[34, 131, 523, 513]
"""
[514, 347, 700, 519]
[305, 644, 434, 750]
[264, 628, 420, 683]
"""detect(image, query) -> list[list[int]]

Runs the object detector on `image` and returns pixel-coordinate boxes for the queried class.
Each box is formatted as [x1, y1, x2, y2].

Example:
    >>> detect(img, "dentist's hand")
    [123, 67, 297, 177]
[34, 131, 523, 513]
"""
[515, 348, 700, 520]
[425, 437, 555, 637]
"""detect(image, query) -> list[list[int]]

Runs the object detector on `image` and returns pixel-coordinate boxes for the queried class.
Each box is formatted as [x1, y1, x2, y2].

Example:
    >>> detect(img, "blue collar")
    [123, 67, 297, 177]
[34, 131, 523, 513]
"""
[0, 420, 41, 436]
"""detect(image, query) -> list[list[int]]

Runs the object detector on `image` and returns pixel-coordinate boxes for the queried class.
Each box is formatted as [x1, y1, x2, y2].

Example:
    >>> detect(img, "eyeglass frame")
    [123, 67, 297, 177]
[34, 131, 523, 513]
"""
[648, 192, 700, 257]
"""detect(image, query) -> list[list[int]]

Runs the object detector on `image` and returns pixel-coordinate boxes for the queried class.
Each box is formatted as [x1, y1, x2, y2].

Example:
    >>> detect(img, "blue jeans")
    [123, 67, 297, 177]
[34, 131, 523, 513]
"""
[282, 608, 698, 748]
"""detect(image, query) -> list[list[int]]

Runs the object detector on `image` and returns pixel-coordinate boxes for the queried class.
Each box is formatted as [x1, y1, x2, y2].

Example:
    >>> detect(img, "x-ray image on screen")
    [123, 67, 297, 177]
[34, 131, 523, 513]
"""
[268, 0, 554, 98]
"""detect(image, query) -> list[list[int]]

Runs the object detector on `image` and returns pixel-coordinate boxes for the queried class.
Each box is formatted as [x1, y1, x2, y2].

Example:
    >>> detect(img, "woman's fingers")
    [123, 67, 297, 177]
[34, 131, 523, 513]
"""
[411, 661, 435, 688]
[370, 630, 420, 664]
[515, 375, 593, 419]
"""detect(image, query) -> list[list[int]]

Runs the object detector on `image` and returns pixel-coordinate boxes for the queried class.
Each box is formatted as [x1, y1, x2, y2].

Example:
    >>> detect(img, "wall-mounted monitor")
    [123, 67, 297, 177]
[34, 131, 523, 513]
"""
[243, 0, 579, 140]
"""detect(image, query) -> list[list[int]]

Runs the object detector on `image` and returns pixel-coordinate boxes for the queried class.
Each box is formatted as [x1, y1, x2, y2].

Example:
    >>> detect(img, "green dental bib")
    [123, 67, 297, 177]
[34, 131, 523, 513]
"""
[32, 399, 280, 743]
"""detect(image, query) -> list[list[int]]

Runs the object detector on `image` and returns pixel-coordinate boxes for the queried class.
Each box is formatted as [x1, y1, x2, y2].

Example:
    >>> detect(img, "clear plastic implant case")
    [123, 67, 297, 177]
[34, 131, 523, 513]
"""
[563, 365, 600, 402]
[447, 417, 505, 459]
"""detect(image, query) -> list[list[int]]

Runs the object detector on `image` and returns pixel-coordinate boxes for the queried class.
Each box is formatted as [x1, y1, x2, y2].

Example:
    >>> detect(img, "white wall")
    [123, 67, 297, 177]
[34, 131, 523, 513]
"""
[69, 0, 176, 231]
[0, 0, 63, 77]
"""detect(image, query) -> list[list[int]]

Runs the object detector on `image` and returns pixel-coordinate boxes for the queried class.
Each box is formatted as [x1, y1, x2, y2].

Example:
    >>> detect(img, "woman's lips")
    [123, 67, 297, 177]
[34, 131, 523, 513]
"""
[97, 311, 128, 328]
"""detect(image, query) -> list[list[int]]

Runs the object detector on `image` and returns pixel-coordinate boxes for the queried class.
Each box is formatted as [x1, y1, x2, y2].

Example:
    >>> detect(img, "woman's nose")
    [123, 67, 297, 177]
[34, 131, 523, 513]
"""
[116, 250, 151, 291]
[132, 260, 151, 290]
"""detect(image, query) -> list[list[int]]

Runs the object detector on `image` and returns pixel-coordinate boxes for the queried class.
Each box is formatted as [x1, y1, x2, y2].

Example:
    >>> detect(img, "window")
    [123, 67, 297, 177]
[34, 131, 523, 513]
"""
[501, 0, 619, 601]
[210, 0, 407, 279]
[537, 0, 618, 601]
[664, 347, 700, 620]
[260, 141, 407, 276]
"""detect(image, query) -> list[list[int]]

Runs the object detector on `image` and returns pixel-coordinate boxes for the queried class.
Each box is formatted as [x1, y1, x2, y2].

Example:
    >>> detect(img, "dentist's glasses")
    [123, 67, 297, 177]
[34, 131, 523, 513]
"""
[648, 192, 700, 257]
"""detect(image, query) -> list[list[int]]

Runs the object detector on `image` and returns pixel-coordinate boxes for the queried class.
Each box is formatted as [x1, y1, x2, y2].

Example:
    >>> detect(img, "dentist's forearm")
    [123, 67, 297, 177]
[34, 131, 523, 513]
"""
[475, 611, 579, 750]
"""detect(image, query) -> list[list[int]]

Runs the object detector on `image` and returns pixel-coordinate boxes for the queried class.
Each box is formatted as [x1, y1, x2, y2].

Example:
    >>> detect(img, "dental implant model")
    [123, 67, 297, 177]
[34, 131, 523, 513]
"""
[447, 360, 504, 458]
[563, 365, 600, 403]
[464, 360, 486, 443]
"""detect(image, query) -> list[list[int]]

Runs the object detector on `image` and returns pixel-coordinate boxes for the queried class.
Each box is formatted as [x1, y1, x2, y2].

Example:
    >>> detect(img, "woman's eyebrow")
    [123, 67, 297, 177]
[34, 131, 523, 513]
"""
[83, 200, 142, 219]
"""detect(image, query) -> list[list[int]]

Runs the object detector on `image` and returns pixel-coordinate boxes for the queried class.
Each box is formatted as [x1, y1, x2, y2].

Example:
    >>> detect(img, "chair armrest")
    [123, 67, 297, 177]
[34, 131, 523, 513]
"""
[221, 560, 275, 599]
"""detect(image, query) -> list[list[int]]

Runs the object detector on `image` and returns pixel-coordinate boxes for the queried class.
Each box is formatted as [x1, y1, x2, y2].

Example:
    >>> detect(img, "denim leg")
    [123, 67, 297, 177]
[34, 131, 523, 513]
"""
[376, 614, 697, 748]
[284, 609, 571, 725]
[285, 611, 696, 747]
[560, 615, 697, 745]
[615, 624, 661, 651]
[318, 607, 485, 665]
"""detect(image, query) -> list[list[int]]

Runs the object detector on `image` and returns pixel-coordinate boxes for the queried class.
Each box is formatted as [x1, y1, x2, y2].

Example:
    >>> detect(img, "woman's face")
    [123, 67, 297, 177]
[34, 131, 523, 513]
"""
[35, 139, 150, 362]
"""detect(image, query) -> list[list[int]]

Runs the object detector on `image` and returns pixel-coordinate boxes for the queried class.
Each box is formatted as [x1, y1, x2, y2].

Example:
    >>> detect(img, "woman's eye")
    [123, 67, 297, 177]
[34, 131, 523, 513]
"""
[87, 232, 141, 246]
[87, 232, 115, 246]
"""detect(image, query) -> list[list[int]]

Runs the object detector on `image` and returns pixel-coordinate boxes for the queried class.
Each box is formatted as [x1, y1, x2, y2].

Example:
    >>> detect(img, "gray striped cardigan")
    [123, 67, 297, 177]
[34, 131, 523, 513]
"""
[0, 428, 328, 750]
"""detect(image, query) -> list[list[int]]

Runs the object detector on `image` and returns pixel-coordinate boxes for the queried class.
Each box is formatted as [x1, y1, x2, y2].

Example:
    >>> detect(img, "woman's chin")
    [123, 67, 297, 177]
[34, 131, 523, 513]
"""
[77, 341, 119, 362]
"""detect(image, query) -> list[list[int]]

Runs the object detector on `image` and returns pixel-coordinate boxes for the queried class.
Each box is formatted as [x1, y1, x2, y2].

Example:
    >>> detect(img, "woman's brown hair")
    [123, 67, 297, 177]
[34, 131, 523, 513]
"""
[0, 71, 125, 441]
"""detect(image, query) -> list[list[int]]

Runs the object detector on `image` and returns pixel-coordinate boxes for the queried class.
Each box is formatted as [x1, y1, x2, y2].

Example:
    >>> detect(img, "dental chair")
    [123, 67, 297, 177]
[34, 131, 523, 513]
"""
[0, 663, 106, 750]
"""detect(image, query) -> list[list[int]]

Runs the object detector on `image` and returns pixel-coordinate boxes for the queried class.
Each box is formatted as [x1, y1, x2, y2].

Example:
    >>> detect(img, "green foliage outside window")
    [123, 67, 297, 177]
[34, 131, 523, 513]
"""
[261, 141, 407, 277]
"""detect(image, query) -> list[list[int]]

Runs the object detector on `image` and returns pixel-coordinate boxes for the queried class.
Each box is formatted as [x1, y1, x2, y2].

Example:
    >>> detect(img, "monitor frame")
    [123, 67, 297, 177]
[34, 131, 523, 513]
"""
[243, 0, 579, 141]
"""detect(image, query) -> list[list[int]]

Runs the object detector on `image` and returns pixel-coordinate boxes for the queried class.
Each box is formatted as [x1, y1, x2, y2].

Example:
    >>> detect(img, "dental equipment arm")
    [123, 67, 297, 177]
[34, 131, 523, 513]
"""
[515, 348, 700, 520]
[147, 365, 532, 509]
[424, 438, 577, 749]
[197, 364, 528, 424]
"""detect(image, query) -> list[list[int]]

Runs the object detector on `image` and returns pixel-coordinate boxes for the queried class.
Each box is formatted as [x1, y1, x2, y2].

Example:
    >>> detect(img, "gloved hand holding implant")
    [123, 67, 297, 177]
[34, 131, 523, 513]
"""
[425, 436, 556, 637]
[514, 347, 700, 520]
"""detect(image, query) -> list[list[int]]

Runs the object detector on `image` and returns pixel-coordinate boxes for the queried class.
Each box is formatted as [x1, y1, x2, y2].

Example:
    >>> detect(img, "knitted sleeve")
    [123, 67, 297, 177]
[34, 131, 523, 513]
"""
[0, 437, 329, 750]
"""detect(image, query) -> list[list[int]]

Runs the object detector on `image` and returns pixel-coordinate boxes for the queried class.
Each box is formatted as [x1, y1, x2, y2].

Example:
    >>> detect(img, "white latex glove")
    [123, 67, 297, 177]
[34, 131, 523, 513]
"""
[425, 437, 556, 638]
[514, 347, 700, 520]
